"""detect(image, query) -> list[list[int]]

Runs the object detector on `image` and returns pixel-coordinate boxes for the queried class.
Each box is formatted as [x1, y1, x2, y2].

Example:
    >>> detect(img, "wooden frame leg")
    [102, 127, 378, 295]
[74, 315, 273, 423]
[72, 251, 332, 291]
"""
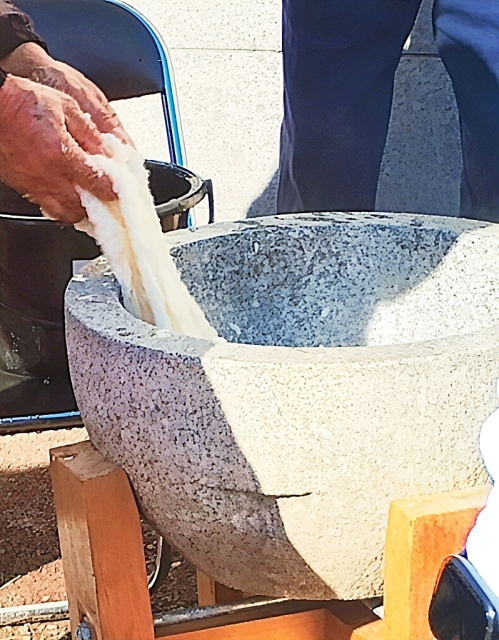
[50, 440, 155, 640]
[383, 485, 490, 640]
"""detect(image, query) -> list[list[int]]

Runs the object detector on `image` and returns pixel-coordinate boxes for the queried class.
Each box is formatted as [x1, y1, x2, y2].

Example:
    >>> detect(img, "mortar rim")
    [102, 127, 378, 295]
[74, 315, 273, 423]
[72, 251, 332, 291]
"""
[65, 211, 499, 367]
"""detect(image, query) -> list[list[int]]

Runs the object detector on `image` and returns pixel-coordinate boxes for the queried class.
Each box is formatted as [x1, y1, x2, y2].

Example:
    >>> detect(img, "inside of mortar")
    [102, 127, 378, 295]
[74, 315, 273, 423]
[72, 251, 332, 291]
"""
[163, 216, 499, 348]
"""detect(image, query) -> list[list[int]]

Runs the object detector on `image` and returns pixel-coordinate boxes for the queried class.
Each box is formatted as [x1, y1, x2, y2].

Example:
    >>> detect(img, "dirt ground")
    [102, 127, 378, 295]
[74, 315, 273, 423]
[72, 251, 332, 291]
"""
[0, 428, 197, 639]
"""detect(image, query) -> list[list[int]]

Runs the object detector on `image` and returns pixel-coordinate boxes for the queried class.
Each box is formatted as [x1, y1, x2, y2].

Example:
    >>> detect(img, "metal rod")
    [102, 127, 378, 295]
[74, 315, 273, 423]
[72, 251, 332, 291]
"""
[0, 596, 286, 628]
[0, 601, 69, 626]
[154, 596, 383, 630]
[0, 411, 83, 435]
[153, 596, 287, 627]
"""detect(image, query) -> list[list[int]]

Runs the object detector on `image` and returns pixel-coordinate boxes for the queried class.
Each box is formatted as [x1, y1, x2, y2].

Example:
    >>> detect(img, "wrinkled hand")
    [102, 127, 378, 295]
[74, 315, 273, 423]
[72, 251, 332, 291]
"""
[31, 60, 133, 146]
[1, 43, 132, 145]
[0, 75, 116, 224]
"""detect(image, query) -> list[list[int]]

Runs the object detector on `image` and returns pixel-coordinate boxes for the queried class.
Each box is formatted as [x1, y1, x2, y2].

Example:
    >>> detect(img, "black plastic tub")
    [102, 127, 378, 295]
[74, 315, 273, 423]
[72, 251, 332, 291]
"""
[0, 160, 210, 425]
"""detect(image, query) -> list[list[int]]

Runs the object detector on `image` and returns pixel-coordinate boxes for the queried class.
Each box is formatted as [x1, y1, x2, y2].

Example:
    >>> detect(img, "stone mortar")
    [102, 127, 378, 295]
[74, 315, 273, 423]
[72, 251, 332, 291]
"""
[65, 212, 499, 600]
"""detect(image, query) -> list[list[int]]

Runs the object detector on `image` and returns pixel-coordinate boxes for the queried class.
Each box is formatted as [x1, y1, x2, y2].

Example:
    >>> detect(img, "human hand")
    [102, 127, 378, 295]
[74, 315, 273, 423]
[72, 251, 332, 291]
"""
[1, 42, 132, 145]
[31, 60, 133, 145]
[0, 74, 116, 224]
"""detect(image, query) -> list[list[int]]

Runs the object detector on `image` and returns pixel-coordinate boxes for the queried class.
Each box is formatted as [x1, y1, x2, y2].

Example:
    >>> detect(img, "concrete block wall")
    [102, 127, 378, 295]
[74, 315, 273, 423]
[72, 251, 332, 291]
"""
[114, 0, 462, 223]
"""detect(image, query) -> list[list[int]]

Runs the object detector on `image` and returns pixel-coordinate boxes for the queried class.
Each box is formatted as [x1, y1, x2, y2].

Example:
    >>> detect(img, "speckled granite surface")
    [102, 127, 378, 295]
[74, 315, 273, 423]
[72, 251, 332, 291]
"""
[65, 212, 499, 599]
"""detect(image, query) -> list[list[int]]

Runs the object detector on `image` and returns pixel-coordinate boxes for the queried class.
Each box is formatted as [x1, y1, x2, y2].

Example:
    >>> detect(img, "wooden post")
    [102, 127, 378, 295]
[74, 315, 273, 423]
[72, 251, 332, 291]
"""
[383, 485, 490, 640]
[49, 440, 155, 640]
[196, 569, 245, 606]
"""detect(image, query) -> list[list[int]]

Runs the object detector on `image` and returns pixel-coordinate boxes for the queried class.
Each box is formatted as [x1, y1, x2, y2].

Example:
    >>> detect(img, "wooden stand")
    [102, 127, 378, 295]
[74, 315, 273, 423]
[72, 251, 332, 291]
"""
[50, 440, 490, 640]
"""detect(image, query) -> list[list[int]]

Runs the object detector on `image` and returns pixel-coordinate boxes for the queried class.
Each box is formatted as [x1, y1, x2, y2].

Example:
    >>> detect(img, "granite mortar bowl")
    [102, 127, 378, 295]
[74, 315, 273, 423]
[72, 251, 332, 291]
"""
[65, 212, 499, 600]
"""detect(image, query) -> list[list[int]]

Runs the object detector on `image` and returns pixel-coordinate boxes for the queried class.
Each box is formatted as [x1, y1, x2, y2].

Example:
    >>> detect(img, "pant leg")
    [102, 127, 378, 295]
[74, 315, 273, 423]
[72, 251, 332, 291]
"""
[277, 0, 422, 214]
[434, 1, 499, 222]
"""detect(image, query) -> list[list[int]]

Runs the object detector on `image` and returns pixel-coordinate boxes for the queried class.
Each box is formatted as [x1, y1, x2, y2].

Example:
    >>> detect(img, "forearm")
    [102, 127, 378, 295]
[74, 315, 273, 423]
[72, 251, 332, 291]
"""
[1, 41, 51, 76]
[0, 2, 48, 93]
[0, 2, 131, 147]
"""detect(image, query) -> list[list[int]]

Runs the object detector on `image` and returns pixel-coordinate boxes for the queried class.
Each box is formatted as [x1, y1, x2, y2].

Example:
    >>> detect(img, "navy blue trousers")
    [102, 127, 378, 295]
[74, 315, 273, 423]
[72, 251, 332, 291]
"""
[277, 0, 499, 222]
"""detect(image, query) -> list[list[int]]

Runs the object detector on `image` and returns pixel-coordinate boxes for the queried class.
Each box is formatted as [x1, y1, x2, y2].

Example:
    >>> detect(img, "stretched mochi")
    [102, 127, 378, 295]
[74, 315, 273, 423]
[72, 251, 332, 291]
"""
[75, 135, 217, 341]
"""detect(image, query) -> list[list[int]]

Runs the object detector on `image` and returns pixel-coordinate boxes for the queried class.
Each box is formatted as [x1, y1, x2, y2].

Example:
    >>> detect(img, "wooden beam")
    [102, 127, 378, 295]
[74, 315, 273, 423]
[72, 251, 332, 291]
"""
[383, 485, 490, 640]
[50, 440, 155, 640]
[161, 608, 340, 640]
[157, 600, 378, 639]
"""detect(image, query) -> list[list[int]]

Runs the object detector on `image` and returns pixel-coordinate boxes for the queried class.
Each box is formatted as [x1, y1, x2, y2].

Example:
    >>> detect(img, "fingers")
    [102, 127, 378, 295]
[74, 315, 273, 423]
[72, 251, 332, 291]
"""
[29, 146, 114, 224]
[61, 96, 117, 203]
[89, 105, 135, 147]
[62, 133, 116, 203]
[42, 94, 118, 214]
[62, 94, 106, 156]
[33, 96, 117, 217]
[31, 62, 135, 147]
[31, 187, 88, 225]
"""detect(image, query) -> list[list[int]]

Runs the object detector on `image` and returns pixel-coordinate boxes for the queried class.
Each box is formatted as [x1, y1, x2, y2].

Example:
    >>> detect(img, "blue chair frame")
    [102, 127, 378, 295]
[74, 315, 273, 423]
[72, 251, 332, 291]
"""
[108, 0, 185, 167]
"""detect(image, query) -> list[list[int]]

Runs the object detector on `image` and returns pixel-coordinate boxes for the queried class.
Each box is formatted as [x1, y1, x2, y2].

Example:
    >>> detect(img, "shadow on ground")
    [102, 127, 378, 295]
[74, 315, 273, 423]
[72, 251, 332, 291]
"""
[0, 466, 59, 586]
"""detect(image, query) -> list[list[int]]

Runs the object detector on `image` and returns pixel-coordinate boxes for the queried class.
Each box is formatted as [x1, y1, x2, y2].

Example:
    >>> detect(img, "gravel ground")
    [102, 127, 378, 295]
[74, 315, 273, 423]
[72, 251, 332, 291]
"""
[0, 428, 197, 639]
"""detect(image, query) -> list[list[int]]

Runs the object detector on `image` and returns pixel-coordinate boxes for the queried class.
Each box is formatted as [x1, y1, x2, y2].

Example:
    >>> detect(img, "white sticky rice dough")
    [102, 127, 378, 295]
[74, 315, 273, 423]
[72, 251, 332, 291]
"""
[75, 134, 218, 341]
